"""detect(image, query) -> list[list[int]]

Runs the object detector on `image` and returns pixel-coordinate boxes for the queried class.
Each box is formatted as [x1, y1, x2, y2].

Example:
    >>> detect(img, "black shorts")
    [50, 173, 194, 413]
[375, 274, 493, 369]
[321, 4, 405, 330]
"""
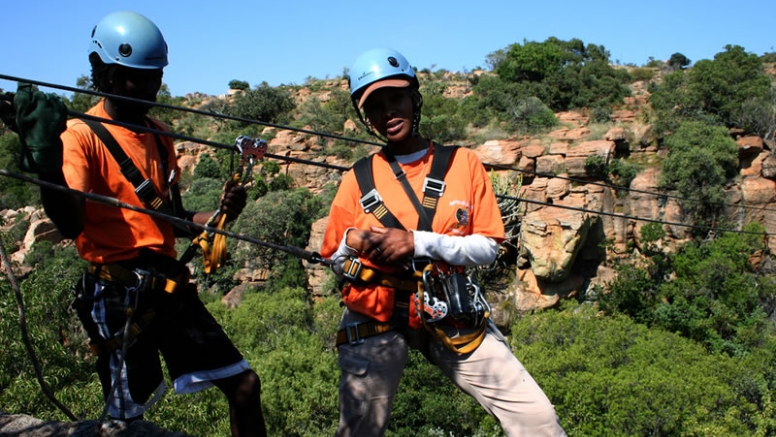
[74, 271, 248, 419]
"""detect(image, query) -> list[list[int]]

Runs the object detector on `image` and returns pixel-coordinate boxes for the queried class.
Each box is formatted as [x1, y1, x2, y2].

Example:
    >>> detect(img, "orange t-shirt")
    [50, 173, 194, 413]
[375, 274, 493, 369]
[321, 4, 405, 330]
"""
[61, 100, 181, 264]
[321, 143, 505, 323]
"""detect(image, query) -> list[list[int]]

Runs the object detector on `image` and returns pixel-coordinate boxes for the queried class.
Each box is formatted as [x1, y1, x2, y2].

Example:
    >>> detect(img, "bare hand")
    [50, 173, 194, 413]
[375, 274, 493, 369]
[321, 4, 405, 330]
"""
[366, 226, 414, 265]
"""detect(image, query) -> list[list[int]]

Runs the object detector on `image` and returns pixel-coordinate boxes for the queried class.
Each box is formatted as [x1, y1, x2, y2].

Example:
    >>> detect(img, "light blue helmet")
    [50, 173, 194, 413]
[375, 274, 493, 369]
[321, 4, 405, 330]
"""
[89, 11, 168, 69]
[349, 48, 418, 108]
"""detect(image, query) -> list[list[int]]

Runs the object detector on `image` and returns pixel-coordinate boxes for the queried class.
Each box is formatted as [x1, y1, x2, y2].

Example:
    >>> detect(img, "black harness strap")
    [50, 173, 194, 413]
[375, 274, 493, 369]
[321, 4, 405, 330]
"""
[353, 143, 458, 232]
[420, 144, 456, 229]
[82, 119, 192, 236]
[353, 157, 405, 230]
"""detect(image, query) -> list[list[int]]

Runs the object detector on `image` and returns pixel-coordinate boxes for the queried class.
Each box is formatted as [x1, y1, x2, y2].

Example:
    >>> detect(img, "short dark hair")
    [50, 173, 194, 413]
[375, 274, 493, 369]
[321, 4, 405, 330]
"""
[89, 52, 120, 93]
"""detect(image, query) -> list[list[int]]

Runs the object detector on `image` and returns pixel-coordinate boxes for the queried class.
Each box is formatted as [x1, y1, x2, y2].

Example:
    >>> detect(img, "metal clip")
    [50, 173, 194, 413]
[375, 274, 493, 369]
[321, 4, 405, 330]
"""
[345, 322, 364, 346]
[359, 189, 382, 213]
[423, 177, 446, 197]
[129, 269, 151, 293]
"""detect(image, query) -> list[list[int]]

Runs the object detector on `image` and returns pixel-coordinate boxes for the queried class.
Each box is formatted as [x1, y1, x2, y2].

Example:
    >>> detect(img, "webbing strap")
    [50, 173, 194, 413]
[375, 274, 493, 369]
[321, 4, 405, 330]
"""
[353, 157, 404, 230]
[420, 144, 456, 229]
[83, 119, 173, 215]
[352, 143, 457, 232]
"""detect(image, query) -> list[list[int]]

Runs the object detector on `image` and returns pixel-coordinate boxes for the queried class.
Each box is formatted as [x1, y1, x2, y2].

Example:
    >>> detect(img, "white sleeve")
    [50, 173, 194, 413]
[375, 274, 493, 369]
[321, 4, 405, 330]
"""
[412, 231, 498, 267]
[328, 228, 359, 275]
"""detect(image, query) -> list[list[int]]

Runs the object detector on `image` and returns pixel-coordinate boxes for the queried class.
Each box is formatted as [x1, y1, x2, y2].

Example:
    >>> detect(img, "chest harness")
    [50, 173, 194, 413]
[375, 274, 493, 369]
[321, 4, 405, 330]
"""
[78, 121, 268, 357]
[336, 144, 491, 354]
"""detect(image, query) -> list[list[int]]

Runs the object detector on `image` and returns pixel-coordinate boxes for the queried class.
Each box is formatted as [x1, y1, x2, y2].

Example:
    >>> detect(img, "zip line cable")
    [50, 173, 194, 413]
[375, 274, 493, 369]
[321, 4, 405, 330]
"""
[0, 169, 331, 265]
[498, 194, 771, 237]
[0, 73, 384, 147]
[73, 111, 351, 172]
[3, 73, 776, 215]
[0, 74, 776, 220]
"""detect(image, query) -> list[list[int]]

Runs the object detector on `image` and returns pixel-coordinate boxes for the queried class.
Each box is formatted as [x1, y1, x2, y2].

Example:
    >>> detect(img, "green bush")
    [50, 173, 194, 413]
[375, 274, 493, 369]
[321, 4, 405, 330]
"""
[629, 67, 655, 82]
[0, 133, 40, 209]
[225, 82, 296, 126]
[649, 45, 773, 136]
[489, 37, 632, 111]
[601, 221, 776, 358]
[514, 305, 776, 436]
[193, 154, 222, 179]
[584, 154, 608, 179]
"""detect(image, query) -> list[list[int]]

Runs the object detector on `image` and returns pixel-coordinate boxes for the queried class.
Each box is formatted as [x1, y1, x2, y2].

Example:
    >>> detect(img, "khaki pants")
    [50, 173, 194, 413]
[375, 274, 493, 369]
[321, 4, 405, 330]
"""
[335, 309, 566, 437]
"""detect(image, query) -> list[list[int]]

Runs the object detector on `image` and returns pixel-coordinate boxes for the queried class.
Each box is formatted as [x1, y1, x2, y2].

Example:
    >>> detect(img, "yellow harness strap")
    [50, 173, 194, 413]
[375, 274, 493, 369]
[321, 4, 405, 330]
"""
[343, 258, 424, 291]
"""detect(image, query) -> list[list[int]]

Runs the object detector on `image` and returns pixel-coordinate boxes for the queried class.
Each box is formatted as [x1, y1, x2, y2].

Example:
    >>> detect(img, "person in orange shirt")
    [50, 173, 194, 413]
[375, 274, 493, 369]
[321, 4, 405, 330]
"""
[320, 48, 566, 437]
[7, 11, 266, 437]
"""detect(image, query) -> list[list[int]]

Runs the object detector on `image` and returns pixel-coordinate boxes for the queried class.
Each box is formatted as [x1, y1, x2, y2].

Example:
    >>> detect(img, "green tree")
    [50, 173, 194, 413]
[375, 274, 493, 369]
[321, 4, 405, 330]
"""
[488, 37, 632, 111]
[668, 52, 691, 70]
[65, 75, 100, 114]
[514, 304, 776, 436]
[225, 82, 296, 126]
[228, 79, 250, 91]
[659, 120, 738, 226]
[0, 133, 39, 209]
[650, 45, 774, 136]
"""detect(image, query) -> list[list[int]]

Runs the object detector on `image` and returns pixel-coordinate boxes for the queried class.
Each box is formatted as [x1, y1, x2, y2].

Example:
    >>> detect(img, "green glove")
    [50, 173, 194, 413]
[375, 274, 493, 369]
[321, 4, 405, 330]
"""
[14, 82, 67, 173]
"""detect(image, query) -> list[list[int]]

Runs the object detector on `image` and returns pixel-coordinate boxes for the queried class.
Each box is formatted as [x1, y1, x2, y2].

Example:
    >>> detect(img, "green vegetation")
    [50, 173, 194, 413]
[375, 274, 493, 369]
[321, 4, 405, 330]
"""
[2, 36, 776, 437]
[225, 82, 296, 126]
[0, 133, 39, 209]
[659, 120, 738, 228]
[649, 45, 775, 137]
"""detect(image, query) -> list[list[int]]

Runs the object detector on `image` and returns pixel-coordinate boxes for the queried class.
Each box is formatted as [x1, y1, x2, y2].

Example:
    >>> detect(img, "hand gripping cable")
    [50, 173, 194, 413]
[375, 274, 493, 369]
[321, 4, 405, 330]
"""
[185, 135, 268, 274]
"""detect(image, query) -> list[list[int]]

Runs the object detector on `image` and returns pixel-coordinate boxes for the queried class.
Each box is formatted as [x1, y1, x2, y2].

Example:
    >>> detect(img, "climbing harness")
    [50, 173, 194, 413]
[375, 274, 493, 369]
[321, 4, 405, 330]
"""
[337, 143, 491, 353]
[182, 135, 267, 274]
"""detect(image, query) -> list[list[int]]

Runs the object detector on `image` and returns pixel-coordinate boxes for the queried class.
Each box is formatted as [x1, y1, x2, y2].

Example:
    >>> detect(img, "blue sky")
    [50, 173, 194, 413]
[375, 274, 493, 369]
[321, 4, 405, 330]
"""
[1, 0, 773, 97]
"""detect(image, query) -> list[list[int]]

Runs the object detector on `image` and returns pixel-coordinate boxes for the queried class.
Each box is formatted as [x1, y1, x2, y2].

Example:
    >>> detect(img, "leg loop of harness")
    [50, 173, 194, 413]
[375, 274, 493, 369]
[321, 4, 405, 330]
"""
[81, 260, 190, 356]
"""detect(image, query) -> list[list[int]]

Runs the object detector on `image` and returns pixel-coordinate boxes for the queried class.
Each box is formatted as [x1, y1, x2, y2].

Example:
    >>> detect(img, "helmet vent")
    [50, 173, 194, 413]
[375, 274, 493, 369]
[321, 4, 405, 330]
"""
[387, 57, 399, 67]
[119, 43, 133, 58]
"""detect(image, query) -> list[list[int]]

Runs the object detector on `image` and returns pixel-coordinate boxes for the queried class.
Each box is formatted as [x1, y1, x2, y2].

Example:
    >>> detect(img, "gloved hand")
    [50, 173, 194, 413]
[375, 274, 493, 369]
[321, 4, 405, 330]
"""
[14, 82, 67, 173]
[220, 180, 247, 222]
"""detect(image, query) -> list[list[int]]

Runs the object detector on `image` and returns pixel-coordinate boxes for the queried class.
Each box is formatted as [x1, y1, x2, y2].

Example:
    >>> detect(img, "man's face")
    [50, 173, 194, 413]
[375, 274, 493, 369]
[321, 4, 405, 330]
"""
[110, 67, 163, 114]
[362, 86, 414, 142]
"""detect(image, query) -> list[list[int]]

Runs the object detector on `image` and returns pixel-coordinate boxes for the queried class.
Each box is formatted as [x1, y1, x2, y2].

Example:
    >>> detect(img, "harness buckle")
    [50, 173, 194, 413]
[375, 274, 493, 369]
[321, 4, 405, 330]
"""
[345, 322, 364, 346]
[343, 258, 363, 282]
[134, 179, 156, 200]
[359, 189, 382, 213]
[423, 177, 446, 197]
